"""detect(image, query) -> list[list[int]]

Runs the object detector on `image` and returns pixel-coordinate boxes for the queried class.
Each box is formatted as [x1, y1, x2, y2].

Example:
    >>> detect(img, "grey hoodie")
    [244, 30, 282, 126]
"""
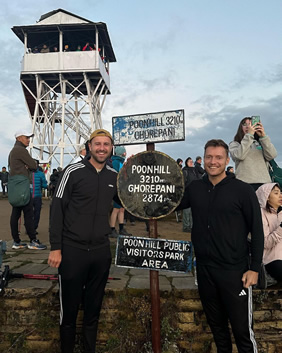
[229, 134, 277, 184]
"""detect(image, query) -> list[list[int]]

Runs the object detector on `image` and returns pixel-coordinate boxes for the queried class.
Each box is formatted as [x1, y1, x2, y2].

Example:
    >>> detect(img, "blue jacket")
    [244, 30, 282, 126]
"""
[112, 155, 125, 172]
[31, 168, 48, 198]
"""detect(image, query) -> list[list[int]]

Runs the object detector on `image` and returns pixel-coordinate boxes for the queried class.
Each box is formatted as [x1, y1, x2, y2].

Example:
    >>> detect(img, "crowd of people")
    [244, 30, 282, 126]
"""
[2, 116, 281, 352]
[31, 42, 102, 54]
[30, 42, 108, 70]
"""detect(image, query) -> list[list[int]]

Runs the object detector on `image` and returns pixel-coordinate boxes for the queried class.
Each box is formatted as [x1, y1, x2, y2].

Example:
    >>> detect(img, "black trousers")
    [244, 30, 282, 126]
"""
[10, 197, 36, 243]
[59, 244, 112, 353]
[265, 260, 282, 281]
[197, 264, 258, 353]
[1, 182, 7, 195]
[32, 197, 42, 230]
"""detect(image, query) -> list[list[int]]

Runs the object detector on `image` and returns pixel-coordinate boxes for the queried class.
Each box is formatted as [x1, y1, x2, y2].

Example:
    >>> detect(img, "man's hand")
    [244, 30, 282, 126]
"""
[48, 250, 62, 268]
[242, 270, 258, 288]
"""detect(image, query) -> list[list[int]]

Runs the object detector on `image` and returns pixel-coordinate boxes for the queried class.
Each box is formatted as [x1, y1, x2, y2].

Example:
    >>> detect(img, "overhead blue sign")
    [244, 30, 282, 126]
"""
[112, 109, 185, 146]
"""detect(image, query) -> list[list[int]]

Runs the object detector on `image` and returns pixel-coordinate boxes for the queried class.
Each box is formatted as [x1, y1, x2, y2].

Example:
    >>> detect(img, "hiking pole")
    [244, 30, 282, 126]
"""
[10, 273, 58, 281]
[0, 264, 121, 296]
[10, 273, 121, 281]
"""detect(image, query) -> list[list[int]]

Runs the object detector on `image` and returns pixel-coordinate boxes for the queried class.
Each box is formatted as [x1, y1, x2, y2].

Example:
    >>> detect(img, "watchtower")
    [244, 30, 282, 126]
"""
[12, 9, 116, 172]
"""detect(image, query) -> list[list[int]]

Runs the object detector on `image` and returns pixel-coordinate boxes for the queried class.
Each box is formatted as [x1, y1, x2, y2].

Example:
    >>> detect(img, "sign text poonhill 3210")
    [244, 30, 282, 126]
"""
[112, 109, 185, 146]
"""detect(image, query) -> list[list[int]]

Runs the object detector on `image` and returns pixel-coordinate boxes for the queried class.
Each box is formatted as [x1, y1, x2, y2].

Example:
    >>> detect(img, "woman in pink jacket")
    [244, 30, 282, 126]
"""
[256, 183, 282, 281]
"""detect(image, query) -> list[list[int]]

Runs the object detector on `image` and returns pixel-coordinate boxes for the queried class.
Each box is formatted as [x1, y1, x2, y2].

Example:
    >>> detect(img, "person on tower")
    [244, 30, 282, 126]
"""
[82, 42, 93, 51]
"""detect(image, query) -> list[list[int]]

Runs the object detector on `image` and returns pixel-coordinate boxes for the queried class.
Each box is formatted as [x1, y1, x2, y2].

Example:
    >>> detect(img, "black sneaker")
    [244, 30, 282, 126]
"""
[119, 228, 132, 236]
[109, 229, 118, 238]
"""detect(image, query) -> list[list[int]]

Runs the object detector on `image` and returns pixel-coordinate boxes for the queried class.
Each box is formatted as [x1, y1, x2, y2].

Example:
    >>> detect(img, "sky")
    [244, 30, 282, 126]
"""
[1, 0, 282, 169]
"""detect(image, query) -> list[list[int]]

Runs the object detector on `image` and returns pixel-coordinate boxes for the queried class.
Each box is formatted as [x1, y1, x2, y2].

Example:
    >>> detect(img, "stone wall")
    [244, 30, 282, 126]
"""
[0, 285, 282, 353]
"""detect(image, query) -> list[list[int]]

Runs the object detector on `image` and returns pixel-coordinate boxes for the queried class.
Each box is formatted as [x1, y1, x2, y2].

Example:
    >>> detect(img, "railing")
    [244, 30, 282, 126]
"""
[21, 51, 110, 89]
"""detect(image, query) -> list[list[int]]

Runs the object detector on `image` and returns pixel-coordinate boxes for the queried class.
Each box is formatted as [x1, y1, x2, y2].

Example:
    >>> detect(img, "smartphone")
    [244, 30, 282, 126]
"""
[251, 116, 260, 125]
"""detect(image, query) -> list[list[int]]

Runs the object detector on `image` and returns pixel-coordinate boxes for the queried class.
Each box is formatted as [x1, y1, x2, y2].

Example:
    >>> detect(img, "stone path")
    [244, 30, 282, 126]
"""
[0, 197, 196, 294]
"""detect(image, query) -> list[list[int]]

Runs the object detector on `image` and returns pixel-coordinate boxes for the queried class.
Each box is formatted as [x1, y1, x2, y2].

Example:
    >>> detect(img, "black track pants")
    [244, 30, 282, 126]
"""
[59, 244, 112, 353]
[10, 197, 36, 242]
[265, 260, 282, 281]
[197, 264, 258, 353]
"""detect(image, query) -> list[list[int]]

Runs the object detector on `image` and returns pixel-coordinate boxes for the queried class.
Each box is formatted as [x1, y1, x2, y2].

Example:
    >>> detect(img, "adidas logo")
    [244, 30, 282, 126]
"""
[239, 289, 247, 296]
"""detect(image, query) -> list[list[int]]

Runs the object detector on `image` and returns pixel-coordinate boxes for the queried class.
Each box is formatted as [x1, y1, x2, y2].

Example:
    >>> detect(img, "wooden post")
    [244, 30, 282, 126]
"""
[147, 142, 161, 353]
[116, 142, 185, 353]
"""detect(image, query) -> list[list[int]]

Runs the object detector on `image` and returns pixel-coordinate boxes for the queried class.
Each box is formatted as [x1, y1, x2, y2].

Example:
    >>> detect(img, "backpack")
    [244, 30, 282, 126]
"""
[269, 159, 282, 188]
[8, 175, 31, 207]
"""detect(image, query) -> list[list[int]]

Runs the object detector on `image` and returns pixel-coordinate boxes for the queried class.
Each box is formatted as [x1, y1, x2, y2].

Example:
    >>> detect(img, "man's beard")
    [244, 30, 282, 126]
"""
[90, 151, 109, 165]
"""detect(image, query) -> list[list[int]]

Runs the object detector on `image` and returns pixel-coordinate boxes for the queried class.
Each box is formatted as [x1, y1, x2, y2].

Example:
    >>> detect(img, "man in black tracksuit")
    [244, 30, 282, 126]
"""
[48, 129, 118, 353]
[179, 139, 264, 353]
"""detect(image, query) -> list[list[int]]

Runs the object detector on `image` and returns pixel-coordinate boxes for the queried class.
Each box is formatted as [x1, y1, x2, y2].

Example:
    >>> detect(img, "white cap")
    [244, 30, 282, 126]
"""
[15, 130, 34, 138]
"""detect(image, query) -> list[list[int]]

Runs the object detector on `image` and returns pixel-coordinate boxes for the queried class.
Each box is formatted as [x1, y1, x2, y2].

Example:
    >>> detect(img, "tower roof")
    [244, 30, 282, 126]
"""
[12, 8, 116, 62]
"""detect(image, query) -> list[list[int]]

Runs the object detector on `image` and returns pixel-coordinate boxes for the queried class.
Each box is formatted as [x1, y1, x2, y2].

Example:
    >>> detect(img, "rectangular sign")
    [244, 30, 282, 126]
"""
[115, 235, 192, 273]
[112, 109, 185, 146]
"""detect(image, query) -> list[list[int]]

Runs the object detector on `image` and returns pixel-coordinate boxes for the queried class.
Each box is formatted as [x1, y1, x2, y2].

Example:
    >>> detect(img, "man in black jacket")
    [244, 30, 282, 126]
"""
[0, 167, 9, 196]
[194, 156, 205, 177]
[179, 139, 263, 353]
[48, 129, 118, 353]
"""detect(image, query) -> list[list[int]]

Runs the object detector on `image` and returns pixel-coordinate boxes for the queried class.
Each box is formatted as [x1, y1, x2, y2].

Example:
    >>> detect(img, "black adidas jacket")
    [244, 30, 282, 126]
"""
[179, 173, 264, 272]
[50, 159, 118, 251]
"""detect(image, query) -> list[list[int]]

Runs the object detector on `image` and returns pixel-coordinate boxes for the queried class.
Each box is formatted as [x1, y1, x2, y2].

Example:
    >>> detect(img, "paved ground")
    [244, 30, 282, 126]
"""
[0, 196, 196, 292]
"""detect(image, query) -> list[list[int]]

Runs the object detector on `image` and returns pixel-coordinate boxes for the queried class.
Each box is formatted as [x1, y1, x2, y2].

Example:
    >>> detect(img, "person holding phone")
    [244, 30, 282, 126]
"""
[229, 116, 277, 190]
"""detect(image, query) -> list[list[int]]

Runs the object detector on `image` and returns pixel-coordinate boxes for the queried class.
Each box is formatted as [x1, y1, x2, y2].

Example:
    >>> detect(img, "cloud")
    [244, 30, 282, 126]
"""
[262, 64, 282, 85]
[156, 93, 282, 166]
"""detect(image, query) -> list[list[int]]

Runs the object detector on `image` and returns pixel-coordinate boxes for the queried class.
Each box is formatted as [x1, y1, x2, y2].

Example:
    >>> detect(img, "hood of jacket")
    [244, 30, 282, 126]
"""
[201, 170, 235, 186]
[256, 182, 279, 208]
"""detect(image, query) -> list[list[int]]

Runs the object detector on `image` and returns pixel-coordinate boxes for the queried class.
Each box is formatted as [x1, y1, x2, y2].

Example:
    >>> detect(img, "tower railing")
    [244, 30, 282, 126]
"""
[21, 51, 110, 89]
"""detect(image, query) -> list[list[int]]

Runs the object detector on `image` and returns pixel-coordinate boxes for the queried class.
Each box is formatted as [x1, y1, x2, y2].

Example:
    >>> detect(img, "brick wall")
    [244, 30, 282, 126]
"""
[0, 285, 282, 353]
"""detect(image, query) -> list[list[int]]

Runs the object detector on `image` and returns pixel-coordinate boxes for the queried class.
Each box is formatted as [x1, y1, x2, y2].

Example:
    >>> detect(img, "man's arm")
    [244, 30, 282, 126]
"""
[243, 186, 264, 273]
[176, 184, 191, 211]
[48, 167, 73, 268]
[40, 172, 48, 189]
[241, 187, 264, 288]
[20, 150, 37, 170]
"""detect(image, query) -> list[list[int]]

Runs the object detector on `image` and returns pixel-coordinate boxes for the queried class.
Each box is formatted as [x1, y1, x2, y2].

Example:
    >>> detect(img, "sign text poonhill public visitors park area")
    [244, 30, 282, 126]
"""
[115, 236, 191, 272]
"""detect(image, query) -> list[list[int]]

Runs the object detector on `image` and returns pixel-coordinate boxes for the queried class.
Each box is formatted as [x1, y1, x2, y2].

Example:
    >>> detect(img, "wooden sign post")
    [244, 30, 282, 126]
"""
[113, 109, 185, 353]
